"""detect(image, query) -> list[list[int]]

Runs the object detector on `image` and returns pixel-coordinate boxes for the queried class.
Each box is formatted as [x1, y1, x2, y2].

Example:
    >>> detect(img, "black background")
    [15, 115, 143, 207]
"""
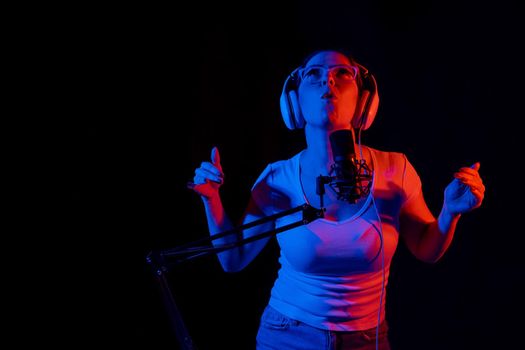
[45, 1, 523, 349]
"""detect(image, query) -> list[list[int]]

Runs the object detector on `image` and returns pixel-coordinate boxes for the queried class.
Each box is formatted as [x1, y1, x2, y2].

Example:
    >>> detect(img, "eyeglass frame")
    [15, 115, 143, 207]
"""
[296, 64, 359, 85]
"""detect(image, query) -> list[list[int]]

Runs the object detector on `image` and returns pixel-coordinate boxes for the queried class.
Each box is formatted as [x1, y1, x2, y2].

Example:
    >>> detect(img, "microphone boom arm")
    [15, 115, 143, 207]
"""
[145, 203, 324, 350]
[148, 203, 324, 268]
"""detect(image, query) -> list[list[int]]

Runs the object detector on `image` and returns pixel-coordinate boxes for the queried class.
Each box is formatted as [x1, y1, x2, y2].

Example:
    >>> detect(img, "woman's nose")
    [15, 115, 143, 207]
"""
[322, 73, 336, 86]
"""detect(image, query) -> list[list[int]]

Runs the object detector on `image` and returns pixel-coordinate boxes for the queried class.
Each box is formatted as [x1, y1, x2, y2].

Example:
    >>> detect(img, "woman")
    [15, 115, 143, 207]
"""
[190, 50, 485, 349]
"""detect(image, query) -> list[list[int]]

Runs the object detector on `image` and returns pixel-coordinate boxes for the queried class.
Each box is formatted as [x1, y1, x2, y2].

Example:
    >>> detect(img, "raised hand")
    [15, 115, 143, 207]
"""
[444, 162, 485, 215]
[188, 146, 224, 200]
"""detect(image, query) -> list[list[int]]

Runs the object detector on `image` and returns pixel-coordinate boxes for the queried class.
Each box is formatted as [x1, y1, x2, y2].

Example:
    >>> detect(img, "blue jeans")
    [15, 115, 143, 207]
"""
[256, 305, 391, 350]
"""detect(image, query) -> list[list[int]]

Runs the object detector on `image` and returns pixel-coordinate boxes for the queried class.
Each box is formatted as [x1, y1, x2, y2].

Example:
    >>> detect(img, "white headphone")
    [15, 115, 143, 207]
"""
[280, 62, 379, 130]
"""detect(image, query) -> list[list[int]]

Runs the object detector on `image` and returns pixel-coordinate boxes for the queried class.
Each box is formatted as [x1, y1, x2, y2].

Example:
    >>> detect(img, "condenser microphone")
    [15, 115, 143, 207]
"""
[329, 129, 359, 203]
[328, 129, 372, 203]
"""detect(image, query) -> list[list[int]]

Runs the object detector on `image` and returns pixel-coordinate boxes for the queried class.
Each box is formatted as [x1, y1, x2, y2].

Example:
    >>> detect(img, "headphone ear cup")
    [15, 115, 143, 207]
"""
[353, 68, 379, 130]
[280, 71, 305, 130]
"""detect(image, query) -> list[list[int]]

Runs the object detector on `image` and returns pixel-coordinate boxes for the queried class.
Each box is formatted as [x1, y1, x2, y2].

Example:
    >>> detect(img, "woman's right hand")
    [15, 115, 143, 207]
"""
[188, 146, 224, 200]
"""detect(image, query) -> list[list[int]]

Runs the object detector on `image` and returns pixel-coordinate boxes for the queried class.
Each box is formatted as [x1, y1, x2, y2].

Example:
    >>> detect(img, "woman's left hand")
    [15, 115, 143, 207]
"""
[444, 162, 485, 215]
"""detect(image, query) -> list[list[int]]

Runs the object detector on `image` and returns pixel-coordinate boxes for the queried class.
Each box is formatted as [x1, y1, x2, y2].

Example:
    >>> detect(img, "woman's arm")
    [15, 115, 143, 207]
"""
[191, 147, 273, 272]
[400, 163, 485, 263]
[201, 193, 273, 272]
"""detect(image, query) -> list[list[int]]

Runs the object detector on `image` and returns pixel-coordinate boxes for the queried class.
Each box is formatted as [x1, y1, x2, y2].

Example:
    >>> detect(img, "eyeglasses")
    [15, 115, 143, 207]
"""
[298, 64, 358, 85]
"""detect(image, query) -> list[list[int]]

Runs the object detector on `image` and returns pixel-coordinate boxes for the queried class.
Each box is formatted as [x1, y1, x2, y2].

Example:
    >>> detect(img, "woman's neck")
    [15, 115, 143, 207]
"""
[303, 126, 359, 175]
[303, 129, 331, 174]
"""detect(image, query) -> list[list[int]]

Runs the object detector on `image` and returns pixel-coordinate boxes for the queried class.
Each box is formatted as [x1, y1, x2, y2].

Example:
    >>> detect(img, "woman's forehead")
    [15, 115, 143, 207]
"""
[305, 51, 351, 67]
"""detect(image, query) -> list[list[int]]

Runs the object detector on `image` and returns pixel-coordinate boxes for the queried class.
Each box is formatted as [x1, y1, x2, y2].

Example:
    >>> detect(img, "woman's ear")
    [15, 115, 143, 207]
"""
[352, 66, 379, 130]
[280, 69, 305, 130]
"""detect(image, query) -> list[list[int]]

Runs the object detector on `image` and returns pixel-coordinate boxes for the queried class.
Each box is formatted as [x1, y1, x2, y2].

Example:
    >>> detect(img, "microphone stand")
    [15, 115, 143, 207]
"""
[146, 203, 325, 350]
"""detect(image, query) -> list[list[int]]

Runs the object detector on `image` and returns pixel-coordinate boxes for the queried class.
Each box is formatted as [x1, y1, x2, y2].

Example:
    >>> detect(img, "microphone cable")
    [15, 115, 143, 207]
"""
[357, 127, 385, 350]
